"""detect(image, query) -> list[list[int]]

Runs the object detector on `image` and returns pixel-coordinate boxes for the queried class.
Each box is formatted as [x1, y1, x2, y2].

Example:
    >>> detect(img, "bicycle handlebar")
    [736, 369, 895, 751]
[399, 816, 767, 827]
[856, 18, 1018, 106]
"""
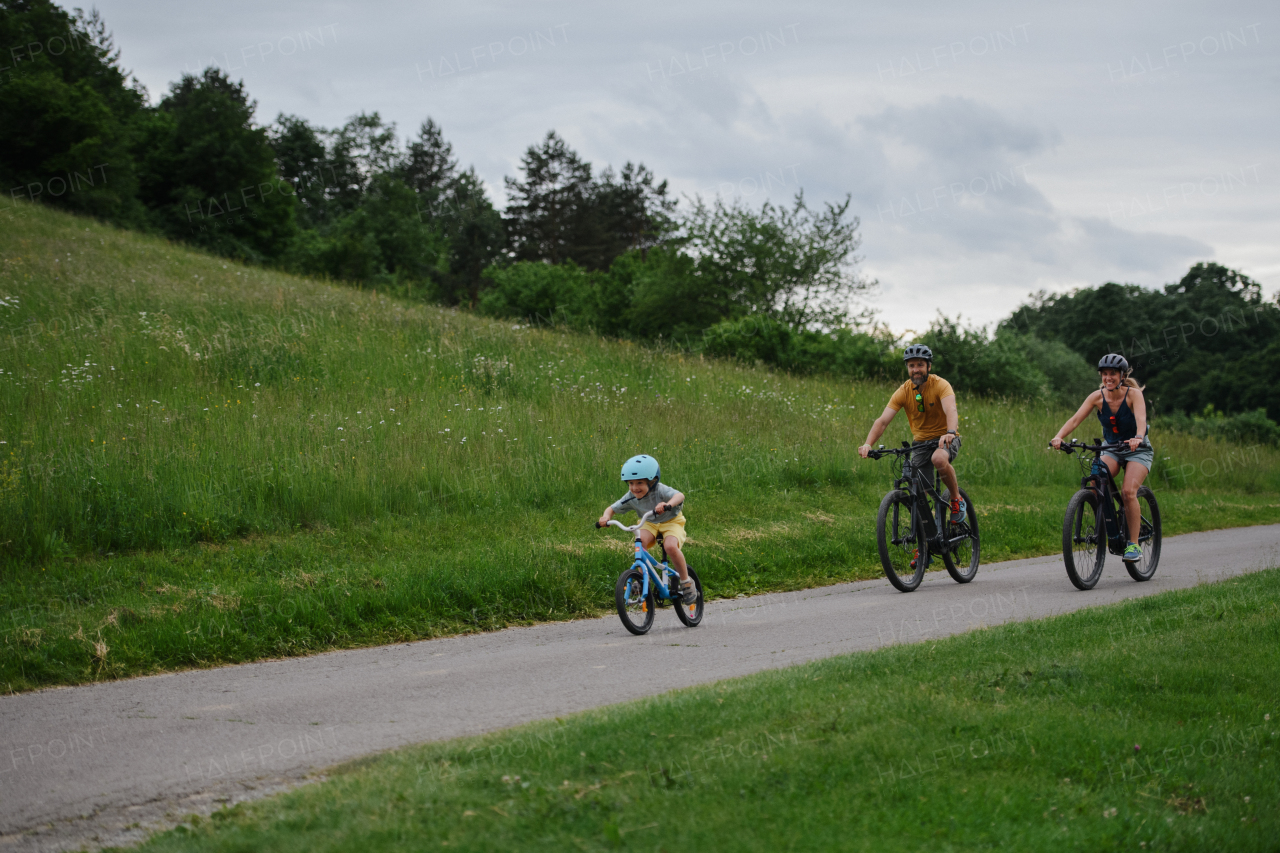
[595, 503, 683, 532]
[1051, 439, 1133, 455]
[867, 439, 942, 460]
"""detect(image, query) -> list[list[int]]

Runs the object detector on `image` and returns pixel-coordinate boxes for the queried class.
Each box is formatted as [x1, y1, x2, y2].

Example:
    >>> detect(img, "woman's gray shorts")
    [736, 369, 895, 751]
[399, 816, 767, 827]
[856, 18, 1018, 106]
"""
[1102, 440, 1154, 472]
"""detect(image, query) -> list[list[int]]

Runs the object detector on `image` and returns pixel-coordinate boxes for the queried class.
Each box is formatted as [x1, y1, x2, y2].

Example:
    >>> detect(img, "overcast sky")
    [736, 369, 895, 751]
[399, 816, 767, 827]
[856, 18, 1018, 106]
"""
[91, 0, 1278, 334]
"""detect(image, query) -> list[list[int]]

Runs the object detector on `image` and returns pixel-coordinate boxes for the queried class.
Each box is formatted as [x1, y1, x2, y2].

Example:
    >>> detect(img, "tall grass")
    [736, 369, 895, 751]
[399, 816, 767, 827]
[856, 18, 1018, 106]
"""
[2, 201, 1279, 689]
[5, 202, 1276, 562]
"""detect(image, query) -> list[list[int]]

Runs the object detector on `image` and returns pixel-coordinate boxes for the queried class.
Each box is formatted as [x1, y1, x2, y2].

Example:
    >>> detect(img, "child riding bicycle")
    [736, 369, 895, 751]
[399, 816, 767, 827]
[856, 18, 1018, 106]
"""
[597, 454, 695, 604]
[1050, 353, 1152, 562]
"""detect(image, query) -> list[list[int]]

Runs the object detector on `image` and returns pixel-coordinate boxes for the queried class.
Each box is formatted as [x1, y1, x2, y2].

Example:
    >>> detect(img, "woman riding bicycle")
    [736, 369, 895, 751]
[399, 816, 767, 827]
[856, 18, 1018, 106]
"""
[1050, 353, 1153, 562]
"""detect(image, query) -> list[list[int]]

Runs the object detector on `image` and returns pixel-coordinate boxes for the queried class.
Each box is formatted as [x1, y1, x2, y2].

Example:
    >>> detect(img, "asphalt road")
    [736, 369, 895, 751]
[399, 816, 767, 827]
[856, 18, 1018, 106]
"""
[3, 523, 1278, 851]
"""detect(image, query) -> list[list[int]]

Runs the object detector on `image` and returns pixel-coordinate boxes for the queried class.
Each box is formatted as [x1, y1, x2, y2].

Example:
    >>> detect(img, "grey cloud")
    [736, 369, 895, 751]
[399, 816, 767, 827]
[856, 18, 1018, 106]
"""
[859, 96, 1060, 161]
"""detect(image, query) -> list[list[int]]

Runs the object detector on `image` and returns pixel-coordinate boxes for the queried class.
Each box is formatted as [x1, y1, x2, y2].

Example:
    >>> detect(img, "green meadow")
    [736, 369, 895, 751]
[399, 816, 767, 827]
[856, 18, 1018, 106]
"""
[3, 200, 1280, 691]
[127, 567, 1280, 852]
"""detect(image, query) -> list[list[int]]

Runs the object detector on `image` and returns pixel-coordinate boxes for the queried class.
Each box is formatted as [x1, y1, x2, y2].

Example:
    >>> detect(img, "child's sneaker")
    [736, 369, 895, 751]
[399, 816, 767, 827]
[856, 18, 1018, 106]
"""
[679, 578, 697, 604]
[1123, 542, 1142, 562]
[950, 498, 967, 524]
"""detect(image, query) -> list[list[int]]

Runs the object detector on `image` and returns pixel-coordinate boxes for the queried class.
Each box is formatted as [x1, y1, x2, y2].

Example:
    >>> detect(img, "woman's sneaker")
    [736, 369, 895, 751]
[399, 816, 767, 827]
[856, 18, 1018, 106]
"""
[679, 578, 697, 604]
[950, 498, 967, 524]
[1123, 542, 1142, 562]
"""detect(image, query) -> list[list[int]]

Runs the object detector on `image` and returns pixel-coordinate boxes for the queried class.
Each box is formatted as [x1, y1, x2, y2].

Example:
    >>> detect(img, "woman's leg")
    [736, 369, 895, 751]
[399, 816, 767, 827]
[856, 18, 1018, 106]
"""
[1120, 461, 1149, 543]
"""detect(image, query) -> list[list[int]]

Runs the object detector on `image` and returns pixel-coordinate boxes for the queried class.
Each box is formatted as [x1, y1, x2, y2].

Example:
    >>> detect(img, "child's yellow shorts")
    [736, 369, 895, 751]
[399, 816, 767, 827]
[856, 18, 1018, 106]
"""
[642, 514, 687, 546]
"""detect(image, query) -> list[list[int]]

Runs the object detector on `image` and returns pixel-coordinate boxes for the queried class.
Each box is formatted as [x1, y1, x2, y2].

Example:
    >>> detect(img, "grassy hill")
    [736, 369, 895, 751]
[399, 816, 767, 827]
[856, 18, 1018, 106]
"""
[3, 201, 1279, 691]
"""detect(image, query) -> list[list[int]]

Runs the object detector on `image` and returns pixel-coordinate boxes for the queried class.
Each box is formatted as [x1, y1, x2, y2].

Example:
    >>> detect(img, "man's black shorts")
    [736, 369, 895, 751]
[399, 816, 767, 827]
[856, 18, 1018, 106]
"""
[910, 435, 961, 470]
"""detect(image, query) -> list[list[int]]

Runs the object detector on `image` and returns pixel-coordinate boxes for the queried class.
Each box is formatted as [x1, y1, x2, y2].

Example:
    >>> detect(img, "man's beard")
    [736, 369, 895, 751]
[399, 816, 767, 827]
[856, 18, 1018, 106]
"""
[910, 373, 927, 388]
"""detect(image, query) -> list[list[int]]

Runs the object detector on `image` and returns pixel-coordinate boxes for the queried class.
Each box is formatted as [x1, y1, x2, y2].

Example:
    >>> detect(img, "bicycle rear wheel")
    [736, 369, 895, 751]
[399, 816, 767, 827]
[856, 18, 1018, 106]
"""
[877, 489, 926, 592]
[1063, 490, 1106, 590]
[615, 568, 655, 635]
[1124, 486, 1161, 581]
[940, 487, 980, 583]
[674, 567, 704, 627]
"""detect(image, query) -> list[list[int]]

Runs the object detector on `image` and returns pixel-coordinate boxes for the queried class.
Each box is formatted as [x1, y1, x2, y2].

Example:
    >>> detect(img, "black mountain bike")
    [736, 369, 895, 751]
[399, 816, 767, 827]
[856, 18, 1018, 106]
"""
[1054, 439, 1161, 590]
[868, 440, 980, 592]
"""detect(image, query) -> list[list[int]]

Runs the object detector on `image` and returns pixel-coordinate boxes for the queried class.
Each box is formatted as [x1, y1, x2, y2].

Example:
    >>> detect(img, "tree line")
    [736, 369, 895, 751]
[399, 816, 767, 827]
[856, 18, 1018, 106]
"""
[3, 0, 1277, 434]
[0, 1, 867, 328]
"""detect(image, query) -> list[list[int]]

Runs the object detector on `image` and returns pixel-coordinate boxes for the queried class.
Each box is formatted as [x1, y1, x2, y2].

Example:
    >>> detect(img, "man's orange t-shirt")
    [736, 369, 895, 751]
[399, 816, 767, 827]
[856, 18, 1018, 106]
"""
[888, 374, 955, 441]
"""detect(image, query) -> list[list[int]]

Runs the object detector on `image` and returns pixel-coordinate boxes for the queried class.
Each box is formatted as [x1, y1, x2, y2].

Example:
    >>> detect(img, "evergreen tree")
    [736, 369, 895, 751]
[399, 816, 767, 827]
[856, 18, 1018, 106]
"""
[503, 132, 676, 270]
[504, 131, 597, 266]
[433, 167, 506, 306]
[400, 118, 457, 196]
[268, 114, 332, 229]
[135, 67, 295, 260]
[0, 1, 146, 223]
[593, 162, 677, 262]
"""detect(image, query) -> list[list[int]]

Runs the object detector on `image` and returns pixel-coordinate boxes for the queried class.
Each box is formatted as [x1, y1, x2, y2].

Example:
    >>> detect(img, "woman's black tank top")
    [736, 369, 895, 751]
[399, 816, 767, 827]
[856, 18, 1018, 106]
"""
[1098, 389, 1145, 443]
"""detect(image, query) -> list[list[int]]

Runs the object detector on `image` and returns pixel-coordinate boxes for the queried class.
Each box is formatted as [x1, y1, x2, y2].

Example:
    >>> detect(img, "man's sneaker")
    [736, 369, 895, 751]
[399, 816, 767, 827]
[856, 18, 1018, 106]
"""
[910, 548, 919, 570]
[950, 498, 967, 524]
[679, 578, 697, 605]
[1123, 542, 1142, 562]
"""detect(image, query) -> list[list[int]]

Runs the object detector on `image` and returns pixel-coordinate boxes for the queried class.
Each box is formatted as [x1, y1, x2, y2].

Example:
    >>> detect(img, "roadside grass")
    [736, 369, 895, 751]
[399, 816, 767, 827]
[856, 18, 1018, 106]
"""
[124, 569, 1280, 852]
[4, 201, 1280, 691]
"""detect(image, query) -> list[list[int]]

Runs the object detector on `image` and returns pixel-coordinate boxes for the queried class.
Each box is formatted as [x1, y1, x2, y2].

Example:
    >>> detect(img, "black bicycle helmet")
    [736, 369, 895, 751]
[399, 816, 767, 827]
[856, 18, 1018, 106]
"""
[903, 343, 933, 363]
[1097, 353, 1130, 373]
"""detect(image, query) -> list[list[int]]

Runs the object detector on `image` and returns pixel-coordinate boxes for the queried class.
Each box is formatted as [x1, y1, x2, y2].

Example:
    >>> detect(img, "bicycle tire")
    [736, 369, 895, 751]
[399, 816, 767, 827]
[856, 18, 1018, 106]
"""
[877, 489, 926, 592]
[673, 566, 704, 627]
[1063, 489, 1106, 590]
[1124, 486, 1161, 581]
[615, 568, 655, 635]
[940, 487, 980, 584]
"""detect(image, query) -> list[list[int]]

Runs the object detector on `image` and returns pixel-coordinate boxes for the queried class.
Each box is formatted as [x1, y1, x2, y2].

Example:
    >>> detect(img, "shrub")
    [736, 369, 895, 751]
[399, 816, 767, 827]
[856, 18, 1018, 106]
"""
[700, 315, 898, 379]
[1156, 406, 1280, 447]
[477, 260, 600, 329]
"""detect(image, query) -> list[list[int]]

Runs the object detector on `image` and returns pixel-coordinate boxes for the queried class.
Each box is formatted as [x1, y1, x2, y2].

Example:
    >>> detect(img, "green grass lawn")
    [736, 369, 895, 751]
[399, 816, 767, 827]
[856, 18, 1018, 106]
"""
[4, 201, 1280, 691]
[120, 568, 1280, 852]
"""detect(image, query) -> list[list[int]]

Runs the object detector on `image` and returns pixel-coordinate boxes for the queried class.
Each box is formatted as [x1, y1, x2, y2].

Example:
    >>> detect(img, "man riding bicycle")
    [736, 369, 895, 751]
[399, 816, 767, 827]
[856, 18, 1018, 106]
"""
[858, 344, 966, 523]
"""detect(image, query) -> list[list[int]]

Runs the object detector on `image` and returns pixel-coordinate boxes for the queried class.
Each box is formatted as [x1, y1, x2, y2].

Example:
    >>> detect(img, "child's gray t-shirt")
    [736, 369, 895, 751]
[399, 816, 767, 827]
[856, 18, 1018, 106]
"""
[610, 482, 683, 521]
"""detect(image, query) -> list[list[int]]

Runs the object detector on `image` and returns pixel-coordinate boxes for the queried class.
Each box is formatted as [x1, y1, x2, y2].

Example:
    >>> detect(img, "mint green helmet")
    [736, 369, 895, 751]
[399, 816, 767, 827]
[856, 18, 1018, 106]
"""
[621, 454, 660, 483]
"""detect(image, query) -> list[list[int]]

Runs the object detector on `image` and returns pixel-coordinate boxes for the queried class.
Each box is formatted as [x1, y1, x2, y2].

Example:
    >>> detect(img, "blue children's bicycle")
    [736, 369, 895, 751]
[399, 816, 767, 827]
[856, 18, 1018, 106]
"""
[597, 509, 704, 635]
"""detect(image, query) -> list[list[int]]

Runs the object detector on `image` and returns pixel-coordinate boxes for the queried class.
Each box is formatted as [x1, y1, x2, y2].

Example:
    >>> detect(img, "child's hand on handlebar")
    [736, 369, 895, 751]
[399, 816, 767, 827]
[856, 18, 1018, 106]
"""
[1050, 437, 1063, 450]
[596, 516, 610, 528]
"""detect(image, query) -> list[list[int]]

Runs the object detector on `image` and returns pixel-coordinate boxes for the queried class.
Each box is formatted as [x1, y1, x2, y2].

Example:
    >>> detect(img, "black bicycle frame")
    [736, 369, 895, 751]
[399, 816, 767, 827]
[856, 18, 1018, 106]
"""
[897, 451, 966, 552]
[1077, 441, 1129, 552]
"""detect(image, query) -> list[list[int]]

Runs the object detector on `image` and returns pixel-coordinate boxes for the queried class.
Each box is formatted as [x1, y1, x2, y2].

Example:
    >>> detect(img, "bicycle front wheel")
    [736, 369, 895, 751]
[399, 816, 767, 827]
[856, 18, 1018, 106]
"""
[940, 488, 980, 583]
[877, 490, 926, 592]
[674, 567, 704, 627]
[1063, 490, 1105, 590]
[615, 568, 655, 635]
[1125, 486, 1162, 582]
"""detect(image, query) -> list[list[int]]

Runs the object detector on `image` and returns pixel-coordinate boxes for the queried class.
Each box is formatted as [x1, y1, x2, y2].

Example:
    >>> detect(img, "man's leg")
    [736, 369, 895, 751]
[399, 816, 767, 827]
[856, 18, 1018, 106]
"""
[931, 446, 960, 499]
[932, 444, 965, 522]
